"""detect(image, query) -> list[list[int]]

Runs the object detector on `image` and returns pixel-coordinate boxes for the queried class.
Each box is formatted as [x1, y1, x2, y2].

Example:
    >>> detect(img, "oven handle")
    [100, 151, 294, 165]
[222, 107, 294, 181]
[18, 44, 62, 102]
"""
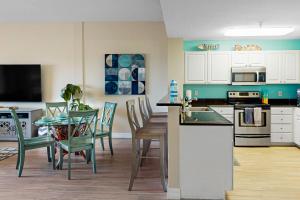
[235, 135, 270, 138]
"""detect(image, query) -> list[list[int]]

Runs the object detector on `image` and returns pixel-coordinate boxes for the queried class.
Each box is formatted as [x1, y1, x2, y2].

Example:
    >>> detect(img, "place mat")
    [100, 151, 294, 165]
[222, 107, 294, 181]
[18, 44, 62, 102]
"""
[0, 147, 17, 161]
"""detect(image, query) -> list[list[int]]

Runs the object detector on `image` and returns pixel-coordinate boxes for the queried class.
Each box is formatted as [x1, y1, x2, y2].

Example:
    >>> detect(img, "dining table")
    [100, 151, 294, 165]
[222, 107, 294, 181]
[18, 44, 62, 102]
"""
[34, 115, 87, 168]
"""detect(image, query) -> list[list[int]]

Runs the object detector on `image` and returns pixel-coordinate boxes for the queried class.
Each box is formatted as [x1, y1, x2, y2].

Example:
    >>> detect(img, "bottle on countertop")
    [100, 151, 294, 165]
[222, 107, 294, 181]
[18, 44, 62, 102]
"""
[262, 89, 269, 104]
[169, 80, 178, 103]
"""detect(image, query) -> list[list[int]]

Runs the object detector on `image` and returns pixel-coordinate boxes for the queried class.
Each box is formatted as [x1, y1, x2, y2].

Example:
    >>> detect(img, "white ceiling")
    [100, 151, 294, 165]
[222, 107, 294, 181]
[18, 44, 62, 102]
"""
[0, 0, 163, 21]
[1, 0, 300, 39]
[160, 0, 300, 39]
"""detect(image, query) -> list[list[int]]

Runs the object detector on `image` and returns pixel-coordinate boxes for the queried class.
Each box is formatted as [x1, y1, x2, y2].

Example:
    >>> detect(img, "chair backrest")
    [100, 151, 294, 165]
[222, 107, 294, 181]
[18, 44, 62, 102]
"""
[145, 95, 153, 116]
[99, 102, 117, 132]
[67, 109, 99, 146]
[126, 100, 140, 140]
[46, 102, 68, 117]
[10, 108, 24, 146]
[138, 97, 150, 126]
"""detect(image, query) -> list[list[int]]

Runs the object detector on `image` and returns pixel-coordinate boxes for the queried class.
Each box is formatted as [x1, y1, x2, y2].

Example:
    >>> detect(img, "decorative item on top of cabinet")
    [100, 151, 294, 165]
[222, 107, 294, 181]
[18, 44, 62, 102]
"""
[234, 44, 262, 51]
[198, 44, 220, 51]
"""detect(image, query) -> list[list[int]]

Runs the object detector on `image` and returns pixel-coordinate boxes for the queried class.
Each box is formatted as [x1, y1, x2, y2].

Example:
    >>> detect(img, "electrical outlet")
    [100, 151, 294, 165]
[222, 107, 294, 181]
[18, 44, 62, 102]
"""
[194, 90, 199, 97]
[278, 90, 283, 97]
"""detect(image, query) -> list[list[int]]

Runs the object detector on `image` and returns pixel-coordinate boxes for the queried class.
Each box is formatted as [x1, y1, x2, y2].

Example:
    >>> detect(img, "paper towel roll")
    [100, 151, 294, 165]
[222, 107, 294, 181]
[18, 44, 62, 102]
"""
[186, 90, 192, 100]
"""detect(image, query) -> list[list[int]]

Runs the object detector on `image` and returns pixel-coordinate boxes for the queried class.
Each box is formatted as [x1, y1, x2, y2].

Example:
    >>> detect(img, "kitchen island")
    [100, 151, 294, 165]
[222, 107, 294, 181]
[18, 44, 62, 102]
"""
[157, 96, 234, 199]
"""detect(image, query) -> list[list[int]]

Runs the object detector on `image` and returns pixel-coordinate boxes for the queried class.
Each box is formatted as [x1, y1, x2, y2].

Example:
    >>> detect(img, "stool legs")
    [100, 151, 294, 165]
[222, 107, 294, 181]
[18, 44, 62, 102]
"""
[160, 135, 167, 192]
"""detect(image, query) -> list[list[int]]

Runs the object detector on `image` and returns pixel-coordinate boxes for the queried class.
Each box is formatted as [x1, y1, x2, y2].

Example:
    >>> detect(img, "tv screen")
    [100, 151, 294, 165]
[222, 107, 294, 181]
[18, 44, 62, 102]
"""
[0, 65, 42, 102]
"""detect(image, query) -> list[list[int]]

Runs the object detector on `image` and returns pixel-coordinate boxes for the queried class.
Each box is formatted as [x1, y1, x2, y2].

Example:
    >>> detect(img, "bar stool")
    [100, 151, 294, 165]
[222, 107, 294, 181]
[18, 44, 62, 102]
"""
[126, 99, 167, 192]
[145, 95, 168, 118]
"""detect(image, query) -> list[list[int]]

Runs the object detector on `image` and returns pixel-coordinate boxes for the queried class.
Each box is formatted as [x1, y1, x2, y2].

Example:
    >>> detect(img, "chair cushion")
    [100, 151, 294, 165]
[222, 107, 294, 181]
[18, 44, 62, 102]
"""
[152, 112, 168, 117]
[149, 117, 168, 124]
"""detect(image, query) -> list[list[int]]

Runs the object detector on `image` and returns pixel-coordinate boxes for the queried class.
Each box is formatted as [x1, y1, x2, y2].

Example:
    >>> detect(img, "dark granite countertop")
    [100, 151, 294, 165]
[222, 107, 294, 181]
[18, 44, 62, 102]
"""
[157, 95, 182, 106]
[180, 108, 233, 126]
[191, 98, 298, 107]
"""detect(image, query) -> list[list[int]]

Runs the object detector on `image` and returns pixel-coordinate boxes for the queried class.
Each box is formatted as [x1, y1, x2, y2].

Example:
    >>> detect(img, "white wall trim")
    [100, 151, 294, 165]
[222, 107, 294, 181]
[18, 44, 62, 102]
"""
[167, 187, 181, 199]
[112, 132, 131, 139]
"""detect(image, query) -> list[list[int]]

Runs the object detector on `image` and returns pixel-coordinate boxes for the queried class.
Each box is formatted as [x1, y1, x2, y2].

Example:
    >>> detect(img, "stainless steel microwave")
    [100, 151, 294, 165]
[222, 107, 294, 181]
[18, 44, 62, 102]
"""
[231, 66, 266, 85]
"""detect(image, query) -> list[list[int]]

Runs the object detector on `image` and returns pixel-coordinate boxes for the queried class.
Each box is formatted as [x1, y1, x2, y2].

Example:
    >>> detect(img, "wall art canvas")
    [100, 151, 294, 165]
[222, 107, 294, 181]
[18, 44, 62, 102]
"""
[105, 54, 145, 95]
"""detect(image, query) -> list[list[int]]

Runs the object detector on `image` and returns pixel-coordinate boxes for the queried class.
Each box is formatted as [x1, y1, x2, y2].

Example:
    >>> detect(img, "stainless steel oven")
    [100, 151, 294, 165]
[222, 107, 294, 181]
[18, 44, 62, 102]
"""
[234, 106, 271, 146]
[228, 91, 271, 147]
[231, 66, 266, 85]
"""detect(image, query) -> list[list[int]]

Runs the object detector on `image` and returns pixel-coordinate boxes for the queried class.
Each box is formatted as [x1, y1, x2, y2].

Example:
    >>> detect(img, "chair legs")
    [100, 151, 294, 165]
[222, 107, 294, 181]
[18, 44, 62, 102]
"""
[59, 146, 64, 170]
[92, 146, 96, 174]
[16, 142, 20, 170]
[160, 135, 167, 192]
[128, 139, 141, 191]
[100, 138, 105, 151]
[141, 139, 151, 166]
[17, 149, 25, 177]
[47, 146, 52, 162]
[67, 151, 71, 180]
[50, 144, 56, 170]
[108, 135, 114, 156]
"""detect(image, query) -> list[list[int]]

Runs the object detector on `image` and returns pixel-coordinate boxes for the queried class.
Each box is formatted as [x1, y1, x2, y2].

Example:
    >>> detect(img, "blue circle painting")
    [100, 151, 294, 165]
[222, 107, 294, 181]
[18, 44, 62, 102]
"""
[118, 54, 132, 67]
[105, 81, 118, 94]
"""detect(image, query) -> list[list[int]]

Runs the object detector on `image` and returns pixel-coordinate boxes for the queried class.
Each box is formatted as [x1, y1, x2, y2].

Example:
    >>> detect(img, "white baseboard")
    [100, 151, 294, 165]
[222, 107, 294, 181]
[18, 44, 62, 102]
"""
[112, 132, 131, 139]
[167, 187, 181, 199]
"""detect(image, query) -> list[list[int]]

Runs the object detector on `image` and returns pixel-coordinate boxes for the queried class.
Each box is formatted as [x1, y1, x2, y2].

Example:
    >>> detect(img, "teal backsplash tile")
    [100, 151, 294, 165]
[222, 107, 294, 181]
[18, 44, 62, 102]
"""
[183, 84, 300, 99]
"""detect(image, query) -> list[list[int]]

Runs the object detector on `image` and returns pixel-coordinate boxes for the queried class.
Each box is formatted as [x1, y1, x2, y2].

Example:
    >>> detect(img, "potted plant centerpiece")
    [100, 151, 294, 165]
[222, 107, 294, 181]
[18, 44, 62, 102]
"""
[60, 84, 92, 111]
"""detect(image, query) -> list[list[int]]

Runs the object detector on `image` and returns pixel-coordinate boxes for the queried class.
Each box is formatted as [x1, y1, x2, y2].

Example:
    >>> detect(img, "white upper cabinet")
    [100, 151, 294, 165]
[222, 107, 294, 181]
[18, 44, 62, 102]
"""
[283, 51, 300, 83]
[232, 51, 265, 67]
[185, 52, 207, 83]
[265, 51, 283, 84]
[207, 51, 232, 84]
[265, 50, 300, 84]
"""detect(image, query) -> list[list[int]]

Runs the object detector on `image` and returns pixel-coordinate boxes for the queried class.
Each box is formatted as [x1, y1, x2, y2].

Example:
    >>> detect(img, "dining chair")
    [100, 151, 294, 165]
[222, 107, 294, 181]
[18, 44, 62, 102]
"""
[43, 102, 68, 162]
[10, 108, 56, 177]
[145, 95, 168, 118]
[126, 100, 167, 192]
[58, 109, 99, 180]
[95, 102, 117, 156]
[138, 97, 168, 165]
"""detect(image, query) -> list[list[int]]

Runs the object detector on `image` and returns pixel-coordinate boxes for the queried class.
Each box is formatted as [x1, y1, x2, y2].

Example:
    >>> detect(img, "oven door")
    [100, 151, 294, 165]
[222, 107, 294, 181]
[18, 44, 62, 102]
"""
[234, 109, 270, 135]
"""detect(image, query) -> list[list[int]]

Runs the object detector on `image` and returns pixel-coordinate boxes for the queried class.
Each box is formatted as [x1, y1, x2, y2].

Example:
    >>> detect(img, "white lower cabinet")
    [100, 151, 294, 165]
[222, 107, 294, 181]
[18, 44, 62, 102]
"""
[293, 108, 300, 146]
[210, 106, 234, 123]
[271, 107, 294, 144]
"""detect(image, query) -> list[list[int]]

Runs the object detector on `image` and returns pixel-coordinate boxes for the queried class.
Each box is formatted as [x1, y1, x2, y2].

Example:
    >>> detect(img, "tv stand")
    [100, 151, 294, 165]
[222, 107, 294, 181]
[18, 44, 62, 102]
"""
[0, 108, 43, 141]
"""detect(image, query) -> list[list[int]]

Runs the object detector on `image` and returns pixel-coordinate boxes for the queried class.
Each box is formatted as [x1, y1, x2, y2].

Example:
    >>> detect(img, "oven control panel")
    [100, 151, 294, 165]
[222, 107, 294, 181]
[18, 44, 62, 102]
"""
[228, 91, 260, 98]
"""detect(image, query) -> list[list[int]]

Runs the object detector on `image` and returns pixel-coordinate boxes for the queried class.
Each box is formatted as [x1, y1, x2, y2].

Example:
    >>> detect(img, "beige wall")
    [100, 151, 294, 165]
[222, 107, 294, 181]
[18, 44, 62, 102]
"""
[0, 22, 83, 108]
[167, 38, 184, 189]
[84, 22, 168, 133]
[0, 22, 168, 134]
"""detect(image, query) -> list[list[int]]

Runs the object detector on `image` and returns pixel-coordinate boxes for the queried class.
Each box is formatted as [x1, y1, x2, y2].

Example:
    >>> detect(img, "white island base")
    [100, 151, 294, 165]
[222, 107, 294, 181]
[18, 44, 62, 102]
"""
[179, 125, 233, 199]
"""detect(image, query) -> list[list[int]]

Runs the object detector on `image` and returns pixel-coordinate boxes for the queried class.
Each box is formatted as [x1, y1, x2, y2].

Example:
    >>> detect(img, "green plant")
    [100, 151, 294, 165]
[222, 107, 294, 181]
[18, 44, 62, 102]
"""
[60, 84, 92, 111]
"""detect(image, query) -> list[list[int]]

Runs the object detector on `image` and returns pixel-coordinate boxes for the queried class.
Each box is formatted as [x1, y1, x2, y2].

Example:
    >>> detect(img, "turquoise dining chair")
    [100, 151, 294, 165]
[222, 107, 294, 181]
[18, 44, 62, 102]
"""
[95, 102, 117, 156]
[10, 108, 56, 177]
[58, 109, 99, 180]
[44, 102, 68, 162]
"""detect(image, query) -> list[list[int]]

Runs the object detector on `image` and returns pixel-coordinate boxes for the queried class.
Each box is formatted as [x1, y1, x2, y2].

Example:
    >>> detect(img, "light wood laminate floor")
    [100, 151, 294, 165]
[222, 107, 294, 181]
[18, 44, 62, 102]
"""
[1, 140, 300, 200]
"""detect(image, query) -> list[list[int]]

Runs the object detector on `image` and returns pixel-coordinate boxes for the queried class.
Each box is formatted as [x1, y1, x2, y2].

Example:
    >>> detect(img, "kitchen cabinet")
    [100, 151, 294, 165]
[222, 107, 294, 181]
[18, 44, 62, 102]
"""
[207, 52, 232, 84]
[293, 108, 300, 147]
[232, 51, 264, 67]
[271, 107, 294, 144]
[265, 51, 300, 84]
[210, 106, 234, 122]
[185, 51, 231, 84]
[185, 52, 207, 83]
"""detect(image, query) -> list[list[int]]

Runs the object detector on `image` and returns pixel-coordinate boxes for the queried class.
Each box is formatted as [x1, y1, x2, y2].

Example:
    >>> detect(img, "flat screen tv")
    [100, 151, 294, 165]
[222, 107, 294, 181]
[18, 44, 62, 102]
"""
[0, 64, 42, 102]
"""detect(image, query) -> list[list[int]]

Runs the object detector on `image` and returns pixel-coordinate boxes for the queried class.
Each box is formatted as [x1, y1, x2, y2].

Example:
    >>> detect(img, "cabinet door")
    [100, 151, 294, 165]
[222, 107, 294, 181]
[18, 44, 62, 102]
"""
[207, 52, 231, 84]
[265, 52, 283, 84]
[247, 52, 265, 66]
[185, 52, 207, 83]
[283, 51, 300, 83]
[232, 52, 248, 67]
[294, 108, 300, 145]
